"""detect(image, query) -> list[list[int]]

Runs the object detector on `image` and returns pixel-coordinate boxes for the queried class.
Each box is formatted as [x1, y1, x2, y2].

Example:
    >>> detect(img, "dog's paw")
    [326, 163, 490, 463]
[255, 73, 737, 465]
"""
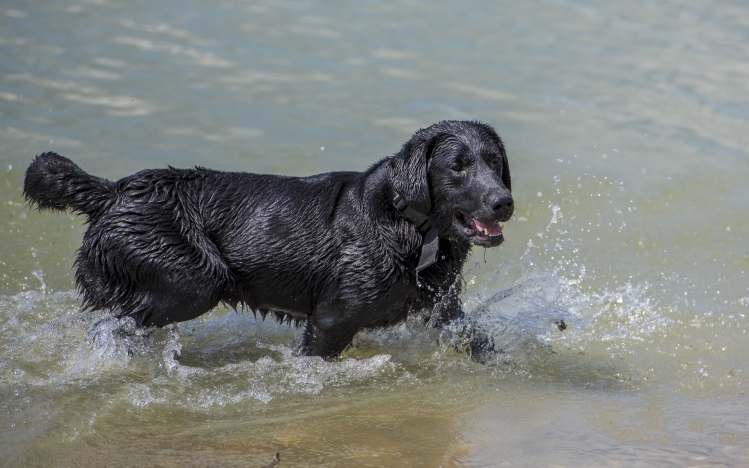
[468, 332, 498, 364]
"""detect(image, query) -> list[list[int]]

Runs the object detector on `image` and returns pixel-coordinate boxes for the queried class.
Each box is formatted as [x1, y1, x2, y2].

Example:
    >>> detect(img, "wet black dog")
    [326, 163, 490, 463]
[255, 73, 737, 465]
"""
[24, 120, 513, 359]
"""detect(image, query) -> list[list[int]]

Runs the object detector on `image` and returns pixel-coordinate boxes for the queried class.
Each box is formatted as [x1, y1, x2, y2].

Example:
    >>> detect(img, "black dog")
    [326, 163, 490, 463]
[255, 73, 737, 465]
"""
[23, 120, 513, 359]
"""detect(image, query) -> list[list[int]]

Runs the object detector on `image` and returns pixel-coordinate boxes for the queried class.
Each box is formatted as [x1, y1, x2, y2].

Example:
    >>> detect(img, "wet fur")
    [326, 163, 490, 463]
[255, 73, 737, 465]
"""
[23, 120, 513, 359]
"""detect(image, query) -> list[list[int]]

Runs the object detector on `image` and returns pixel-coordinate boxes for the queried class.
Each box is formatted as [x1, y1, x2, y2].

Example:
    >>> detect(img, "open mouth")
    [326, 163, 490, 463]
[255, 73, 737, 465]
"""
[456, 212, 504, 245]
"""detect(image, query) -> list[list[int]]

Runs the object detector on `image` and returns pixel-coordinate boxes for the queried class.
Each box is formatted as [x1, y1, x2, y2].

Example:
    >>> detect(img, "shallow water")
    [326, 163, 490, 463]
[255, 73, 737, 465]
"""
[1, 0, 748, 466]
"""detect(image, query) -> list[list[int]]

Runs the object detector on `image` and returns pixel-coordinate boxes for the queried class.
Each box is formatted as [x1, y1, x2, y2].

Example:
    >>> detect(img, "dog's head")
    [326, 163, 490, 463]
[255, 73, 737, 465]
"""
[391, 120, 512, 248]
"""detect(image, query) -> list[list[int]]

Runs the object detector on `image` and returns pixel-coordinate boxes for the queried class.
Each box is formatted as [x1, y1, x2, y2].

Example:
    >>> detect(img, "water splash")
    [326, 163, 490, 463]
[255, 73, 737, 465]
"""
[162, 327, 182, 373]
[0, 251, 667, 406]
[459, 259, 585, 365]
[31, 270, 46, 295]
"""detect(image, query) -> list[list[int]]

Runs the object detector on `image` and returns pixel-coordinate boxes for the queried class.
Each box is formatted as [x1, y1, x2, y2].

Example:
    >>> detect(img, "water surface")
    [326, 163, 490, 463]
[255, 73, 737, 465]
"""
[1, 0, 748, 466]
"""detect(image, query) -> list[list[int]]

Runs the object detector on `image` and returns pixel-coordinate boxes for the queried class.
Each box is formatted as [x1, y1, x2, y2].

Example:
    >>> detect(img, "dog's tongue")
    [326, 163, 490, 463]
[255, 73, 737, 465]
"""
[473, 218, 503, 236]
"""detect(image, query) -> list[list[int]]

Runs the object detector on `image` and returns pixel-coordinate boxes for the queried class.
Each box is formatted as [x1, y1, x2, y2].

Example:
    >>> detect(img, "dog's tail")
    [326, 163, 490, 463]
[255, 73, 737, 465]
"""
[23, 152, 116, 218]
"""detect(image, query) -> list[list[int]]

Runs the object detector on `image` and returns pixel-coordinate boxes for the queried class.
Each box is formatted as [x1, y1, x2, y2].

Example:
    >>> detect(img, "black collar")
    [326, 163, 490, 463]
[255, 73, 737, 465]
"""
[393, 193, 439, 272]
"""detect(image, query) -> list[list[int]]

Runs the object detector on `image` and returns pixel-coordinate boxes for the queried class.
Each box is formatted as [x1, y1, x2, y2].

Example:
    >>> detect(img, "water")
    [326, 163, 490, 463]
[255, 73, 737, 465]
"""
[2, 0, 748, 465]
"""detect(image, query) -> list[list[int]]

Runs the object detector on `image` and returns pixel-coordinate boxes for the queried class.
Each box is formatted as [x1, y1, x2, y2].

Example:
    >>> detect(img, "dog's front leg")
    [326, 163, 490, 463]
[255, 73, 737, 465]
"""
[429, 278, 464, 327]
[430, 282, 497, 363]
[300, 312, 360, 360]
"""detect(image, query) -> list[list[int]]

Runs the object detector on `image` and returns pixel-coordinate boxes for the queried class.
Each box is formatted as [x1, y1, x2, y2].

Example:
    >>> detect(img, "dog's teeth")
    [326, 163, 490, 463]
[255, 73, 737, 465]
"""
[483, 228, 489, 236]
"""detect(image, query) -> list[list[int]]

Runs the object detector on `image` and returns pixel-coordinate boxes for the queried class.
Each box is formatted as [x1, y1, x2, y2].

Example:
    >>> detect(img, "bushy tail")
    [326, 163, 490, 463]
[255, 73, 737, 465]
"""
[23, 152, 116, 218]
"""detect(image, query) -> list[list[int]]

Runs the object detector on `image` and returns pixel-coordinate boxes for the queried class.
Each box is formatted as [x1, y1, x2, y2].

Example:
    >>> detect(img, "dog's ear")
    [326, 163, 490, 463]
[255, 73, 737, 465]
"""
[501, 147, 511, 192]
[391, 133, 442, 214]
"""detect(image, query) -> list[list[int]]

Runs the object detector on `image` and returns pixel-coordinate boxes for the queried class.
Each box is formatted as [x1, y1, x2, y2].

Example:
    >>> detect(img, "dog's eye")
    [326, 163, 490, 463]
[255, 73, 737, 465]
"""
[490, 156, 500, 166]
[451, 160, 465, 172]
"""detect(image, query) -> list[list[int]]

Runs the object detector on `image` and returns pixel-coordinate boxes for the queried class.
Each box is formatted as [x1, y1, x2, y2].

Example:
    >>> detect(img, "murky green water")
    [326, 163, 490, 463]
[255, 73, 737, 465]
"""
[2, 0, 748, 466]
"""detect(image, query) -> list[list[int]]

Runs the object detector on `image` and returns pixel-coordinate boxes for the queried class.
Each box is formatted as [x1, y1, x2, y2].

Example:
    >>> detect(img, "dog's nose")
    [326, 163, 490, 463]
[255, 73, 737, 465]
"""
[490, 195, 513, 219]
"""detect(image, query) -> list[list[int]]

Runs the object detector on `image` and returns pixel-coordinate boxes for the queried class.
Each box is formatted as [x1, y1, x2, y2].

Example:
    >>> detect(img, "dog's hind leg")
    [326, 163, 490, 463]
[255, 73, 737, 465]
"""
[75, 206, 233, 327]
[128, 262, 229, 327]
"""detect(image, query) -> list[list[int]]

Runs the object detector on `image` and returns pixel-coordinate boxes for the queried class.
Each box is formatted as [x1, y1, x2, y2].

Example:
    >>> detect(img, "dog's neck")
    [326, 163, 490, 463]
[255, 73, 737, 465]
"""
[392, 193, 430, 234]
[392, 192, 439, 272]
